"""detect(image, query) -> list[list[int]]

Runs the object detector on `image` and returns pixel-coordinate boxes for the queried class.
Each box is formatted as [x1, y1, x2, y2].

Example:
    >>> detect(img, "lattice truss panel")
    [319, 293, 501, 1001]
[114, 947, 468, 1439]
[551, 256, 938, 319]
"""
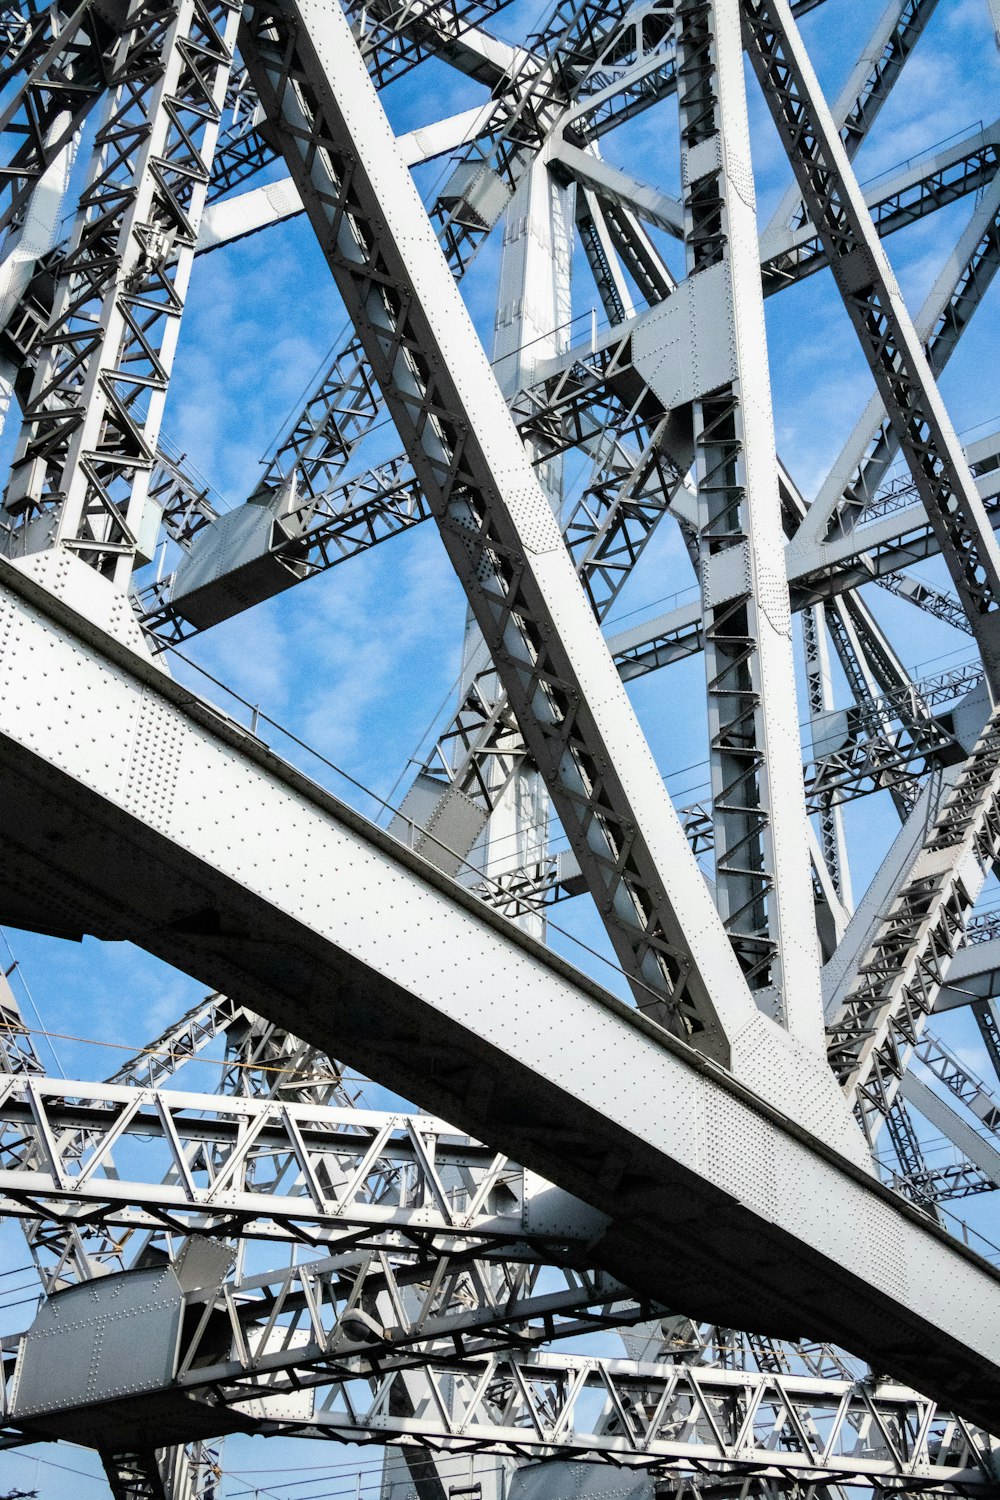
[0, 0, 998, 1496]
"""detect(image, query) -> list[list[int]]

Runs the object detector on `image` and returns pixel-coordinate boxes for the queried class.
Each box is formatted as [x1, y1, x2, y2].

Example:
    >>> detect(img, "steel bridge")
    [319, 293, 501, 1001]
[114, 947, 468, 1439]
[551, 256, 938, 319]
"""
[0, 0, 999, 1495]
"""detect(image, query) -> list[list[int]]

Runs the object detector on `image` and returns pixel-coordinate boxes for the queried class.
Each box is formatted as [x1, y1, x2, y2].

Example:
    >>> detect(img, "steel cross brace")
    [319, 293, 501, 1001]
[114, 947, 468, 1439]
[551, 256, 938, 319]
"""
[142, 147, 1000, 661]
[0, 0, 122, 236]
[3, 0, 240, 585]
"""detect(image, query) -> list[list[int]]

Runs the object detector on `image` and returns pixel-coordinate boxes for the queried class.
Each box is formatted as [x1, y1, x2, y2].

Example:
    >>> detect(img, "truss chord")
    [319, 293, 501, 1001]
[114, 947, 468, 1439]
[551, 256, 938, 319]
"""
[673, 0, 822, 1037]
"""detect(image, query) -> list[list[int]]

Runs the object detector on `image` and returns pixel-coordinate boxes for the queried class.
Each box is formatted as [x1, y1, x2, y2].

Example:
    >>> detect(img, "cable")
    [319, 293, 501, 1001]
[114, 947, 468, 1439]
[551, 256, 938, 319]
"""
[226, 1459, 507, 1499]
[0, 1020, 377, 1084]
[1, 1450, 106, 1485]
[0, 929, 65, 1079]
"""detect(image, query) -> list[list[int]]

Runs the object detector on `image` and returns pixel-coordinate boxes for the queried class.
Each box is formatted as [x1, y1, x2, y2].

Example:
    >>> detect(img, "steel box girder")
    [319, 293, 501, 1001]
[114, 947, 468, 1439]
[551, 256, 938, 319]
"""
[1, 559, 1000, 1430]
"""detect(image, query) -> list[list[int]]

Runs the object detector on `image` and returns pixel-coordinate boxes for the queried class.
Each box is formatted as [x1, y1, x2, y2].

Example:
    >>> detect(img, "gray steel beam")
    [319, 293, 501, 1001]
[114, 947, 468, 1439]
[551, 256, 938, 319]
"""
[609, 446, 1000, 681]
[235, 0, 778, 1062]
[789, 142, 1000, 555]
[196, 102, 500, 254]
[551, 140, 684, 235]
[901, 1072, 1000, 1187]
[827, 709, 1000, 1147]
[7, 557, 1000, 1425]
[761, 0, 941, 242]
[742, 0, 1000, 696]
[673, 0, 822, 1038]
[936, 939, 1000, 1012]
[24, 1342, 990, 1492]
[2, 0, 239, 586]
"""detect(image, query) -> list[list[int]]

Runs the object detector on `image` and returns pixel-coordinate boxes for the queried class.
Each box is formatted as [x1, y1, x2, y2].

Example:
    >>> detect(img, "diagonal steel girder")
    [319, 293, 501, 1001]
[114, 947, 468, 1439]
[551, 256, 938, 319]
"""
[740, 0, 1000, 698]
[4, 557, 1000, 1424]
[828, 706, 1000, 1148]
[234, 0, 779, 1064]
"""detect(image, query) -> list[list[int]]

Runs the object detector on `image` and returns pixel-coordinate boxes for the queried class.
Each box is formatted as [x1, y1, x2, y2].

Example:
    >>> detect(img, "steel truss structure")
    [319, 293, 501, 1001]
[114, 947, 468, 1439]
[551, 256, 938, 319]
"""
[0, 0, 999, 1497]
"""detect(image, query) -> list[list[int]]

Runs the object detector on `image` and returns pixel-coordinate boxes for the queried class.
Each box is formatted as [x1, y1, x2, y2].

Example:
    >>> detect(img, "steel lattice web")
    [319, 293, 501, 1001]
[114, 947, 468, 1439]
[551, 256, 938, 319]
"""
[0, 0, 998, 1497]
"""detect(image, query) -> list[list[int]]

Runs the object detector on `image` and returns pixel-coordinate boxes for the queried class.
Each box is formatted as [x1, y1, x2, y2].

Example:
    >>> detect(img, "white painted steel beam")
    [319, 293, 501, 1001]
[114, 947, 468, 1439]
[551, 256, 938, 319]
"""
[0, 1074, 607, 1247]
[936, 939, 1000, 1012]
[901, 1073, 1000, 1188]
[24, 1341, 988, 1491]
[760, 0, 941, 244]
[551, 141, 683, 235]
[673, 0, 823, 1045]
[236, 0, 779, 1063]
[196, 103, 498, 254]
[5, 557, 1000, 1424]
[788, 138, 1000, 555]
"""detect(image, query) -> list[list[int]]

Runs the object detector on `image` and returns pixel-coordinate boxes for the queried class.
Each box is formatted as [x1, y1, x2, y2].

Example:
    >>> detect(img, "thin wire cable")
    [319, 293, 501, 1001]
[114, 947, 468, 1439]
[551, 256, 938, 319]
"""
[0, 1021, 378, 1084]
[0, 928, 65, 1079]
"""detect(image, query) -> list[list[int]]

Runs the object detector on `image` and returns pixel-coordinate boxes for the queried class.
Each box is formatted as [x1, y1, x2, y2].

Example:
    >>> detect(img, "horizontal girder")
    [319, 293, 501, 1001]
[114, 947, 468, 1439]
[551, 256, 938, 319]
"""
[1, 556, 1000, 1428]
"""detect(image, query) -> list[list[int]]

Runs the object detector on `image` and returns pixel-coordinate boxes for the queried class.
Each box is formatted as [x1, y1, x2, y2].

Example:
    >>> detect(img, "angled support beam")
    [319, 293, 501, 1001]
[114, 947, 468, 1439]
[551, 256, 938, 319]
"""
[974, 996, 1000, 1084]
[742, 0, 1000, 696]
[936, 938, 1000, 1013]
[827, 709, 1000, 1148]
[914, 1027, 1000, 1133]
[0, 0, 119, 235]
[236, 0, 783, 1062]
[575, 184, 635, 324]
[902, 1072, 1000, 1188]
[551, 139, 684, 235]
[0, 137, 76, 434]
[195, 101, 499, 254]
[153, 157, 1000, 658]
[792, 166, 1000, 552]
[762, 120, 1000, 291]
[761, 0, 941, 242]
[802, 605, 852, 912]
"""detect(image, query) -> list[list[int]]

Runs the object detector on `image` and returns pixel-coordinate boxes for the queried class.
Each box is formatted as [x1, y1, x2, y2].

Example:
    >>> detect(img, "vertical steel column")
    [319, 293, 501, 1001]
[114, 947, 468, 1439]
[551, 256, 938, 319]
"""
[801, 603, 852, 911]
[463, 158, 574, 925]
[2, 0, 238, 586]
[0, 135, 75, 433]
[676, 0, 824, 1047]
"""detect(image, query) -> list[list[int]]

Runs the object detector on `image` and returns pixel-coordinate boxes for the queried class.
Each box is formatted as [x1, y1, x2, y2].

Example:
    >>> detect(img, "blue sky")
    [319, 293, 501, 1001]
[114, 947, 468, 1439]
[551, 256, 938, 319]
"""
[2, 0, 1000, 1493]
